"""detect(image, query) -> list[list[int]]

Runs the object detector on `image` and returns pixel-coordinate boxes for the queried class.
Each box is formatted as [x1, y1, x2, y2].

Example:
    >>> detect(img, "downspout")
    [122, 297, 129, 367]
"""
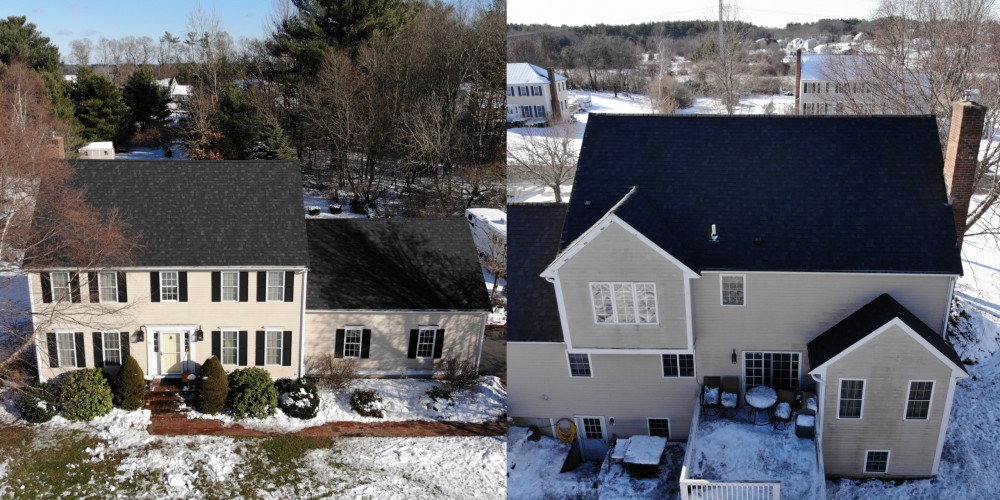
[298, 268, 308, 377]
[28, 273, 43, 382]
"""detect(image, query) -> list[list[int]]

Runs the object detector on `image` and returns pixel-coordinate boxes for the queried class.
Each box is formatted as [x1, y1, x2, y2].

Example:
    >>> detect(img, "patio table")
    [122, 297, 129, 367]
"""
[746, 385, 777, 426]
[622, 435, 668, 465]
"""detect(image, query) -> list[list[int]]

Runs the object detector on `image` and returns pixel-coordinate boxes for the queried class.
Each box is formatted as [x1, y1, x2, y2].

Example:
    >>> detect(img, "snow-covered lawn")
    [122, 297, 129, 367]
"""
[303, 189, 368, 219]
[507, 426, 600, 499]
[116, 144, 188, 160]
[186, 376, 507, 432]
[677, 95, 795, 115]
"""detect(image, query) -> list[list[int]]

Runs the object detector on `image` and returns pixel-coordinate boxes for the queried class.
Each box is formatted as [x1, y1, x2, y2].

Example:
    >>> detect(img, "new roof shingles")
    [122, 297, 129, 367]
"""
[507, 203, 567, 342]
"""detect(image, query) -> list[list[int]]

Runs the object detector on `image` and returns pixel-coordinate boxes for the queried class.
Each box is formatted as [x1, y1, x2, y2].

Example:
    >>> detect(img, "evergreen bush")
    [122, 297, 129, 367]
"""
[276, 377, 320, 419]
[195, 356, 229, 414]
[227, 367, 277, 420]
[59, 368, 113, 421]
[113, 356, 146, 410]
[349, 389, 384, 418]
[17, 382, 59, 423]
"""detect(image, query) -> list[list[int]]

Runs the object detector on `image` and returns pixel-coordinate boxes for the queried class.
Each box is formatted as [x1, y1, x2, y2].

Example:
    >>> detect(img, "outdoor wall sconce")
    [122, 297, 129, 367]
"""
[134, 327, 144, 342]
[195, 327, 204, 342]
[608, 417, 615, 426]
[731, 349, 738, 364]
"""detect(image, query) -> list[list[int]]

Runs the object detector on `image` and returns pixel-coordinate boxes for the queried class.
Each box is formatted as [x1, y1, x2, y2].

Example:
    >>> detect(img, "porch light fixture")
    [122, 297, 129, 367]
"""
[731, 349, 738, 364]
[134, 326, 145, 342]
[195, 327, 204, 342]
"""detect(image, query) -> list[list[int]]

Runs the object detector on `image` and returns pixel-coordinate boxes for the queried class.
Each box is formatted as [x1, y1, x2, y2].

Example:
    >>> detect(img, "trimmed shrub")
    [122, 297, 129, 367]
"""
[17, 383, 59, 423]
[276, 377, 320, 419]
[113, 356, 147, 410]
[305, 354, 358, 392]
[59, 368, 113, 421]
[195, 356, 229, 414]
[227, 367, 277, 420]
[349, 389, 384, 418]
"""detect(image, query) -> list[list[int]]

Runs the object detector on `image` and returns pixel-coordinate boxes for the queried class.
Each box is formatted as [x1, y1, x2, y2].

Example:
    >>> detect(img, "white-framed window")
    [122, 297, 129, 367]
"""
[662, 354, 695, 378]
[521, 105, 533, 118]
[102, 331, 121, 365]
[838, 379, 865, 419]
[590, 282, 658, 324]
[533, 105, 545, 117]
[506, 86, 514, 97]
[864, 450, 890, 474]
[222, 329, 239, 365]
[160, 271, 179, 301]
[530, 85, 542, 96]
[265, 329, 282, 365]
[221, 271, 239, 301]
[517, 86, 528, 96]
[744, 351, 800, 391]
[51, 271, 72, 302]
[647, 418, 670, 438]
[266, 271, 284, 301]
[905, 380, 934, 420]
[579, 417, 604, 439]
[98, 272, 118, 302]
[720, 274, 745, 306]
[567, 352, 592, 377]
[56, 331, 76, 367]
[416, 327, 436, 358]
[344, 327, 363, 358]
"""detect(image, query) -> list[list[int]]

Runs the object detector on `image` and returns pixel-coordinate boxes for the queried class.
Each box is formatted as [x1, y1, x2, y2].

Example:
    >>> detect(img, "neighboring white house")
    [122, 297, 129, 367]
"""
[506, 63, 569, 124]
[797, 53, 872, 115]
[465, 208, 507, 259]
[78, 141, 115, 159]
[157, 77, 192, 103]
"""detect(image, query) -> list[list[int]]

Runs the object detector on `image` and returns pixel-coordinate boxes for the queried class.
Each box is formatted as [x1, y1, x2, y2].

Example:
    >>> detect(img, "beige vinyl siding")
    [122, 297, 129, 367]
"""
[507, 342, 697, 440]
[34, 271, 303, 380]
[304, 311, 486, 374]
[556, 223, 690, 349]
[821, 325, 953, 478]
[690, 272, 953, 386]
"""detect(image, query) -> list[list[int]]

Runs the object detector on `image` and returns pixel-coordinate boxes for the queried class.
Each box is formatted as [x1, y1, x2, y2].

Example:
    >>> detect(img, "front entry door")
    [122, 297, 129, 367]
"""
[159, 332, 183, 375]
[576, 416, 609, 461]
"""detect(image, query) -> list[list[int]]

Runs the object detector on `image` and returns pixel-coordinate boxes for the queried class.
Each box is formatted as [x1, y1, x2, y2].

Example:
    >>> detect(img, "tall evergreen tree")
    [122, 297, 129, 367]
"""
[0, 16, 60, 74]
[214, 84, 259, 159]
[252, 117, 295, 160]
[122, 66, 171, 132]
[71, 67, 130, 145]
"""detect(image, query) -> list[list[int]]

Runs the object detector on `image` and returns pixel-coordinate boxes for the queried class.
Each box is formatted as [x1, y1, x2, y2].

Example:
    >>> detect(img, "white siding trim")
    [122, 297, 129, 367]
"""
[552, 273, 574, 349]
[30, 274, 43, 382]
[902, 379, 935, 421]
[942, 276, 956, 335]
[298, 269, 308, 377]
[932, 375, 960, 475]
[836, 378, 866, 420]
[567, 347, 694, 355]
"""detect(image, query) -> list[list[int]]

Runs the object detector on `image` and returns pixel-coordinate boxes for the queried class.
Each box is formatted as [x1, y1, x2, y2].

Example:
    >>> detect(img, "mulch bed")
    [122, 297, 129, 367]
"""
[147, 414, 507, 437]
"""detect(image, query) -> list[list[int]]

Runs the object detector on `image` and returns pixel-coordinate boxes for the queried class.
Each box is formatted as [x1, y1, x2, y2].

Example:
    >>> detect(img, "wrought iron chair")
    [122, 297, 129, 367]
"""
[701, 376, 722, 417]
[771, 389, 796, 430]
[720, 376, 741, 418]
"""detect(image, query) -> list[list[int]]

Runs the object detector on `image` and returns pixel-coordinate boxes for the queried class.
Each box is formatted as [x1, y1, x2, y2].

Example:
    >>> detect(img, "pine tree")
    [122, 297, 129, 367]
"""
[0, 16, 60, 74]
[252, 117, 295, 160]
[122, 66, 170, 132]
[71, 67, 131, 145]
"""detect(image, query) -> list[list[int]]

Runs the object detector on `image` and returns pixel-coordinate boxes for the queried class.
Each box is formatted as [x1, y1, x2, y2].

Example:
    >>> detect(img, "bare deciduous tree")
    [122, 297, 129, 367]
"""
[707, 1, 752, 114]
[69, 39, 92, 67]
[507, 123, 579, 203]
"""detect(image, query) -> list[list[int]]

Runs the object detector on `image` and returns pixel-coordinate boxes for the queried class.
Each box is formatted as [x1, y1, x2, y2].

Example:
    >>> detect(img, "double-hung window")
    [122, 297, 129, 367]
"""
[864, 451, 890, 474]
[51, 272, 72, 302]
[98, 272, 118, 302]
[160, 271, 179, 301]
[590, 282, 657, 324]
[415, 327, 436, 358]
[102, 331, 121, 365]
[534, 105, 545, 117]
[266, 271, 285, 301]
[222, 330, 239, 365]
[265, 329, 282, 365]
[521, 105, 533, 118]
[56, 331, 76, 367]
[530, 86, 542, 96]
[567, 353, 592, 377]
[838, 379, 865, 419]
[720, 275, 745, 306]
[344, 327, 363, 358]
[221, 271, 239, 301]
[506, 86, 514, 97]
[662, 354, 695, 377]
[905, 381, 934, 420]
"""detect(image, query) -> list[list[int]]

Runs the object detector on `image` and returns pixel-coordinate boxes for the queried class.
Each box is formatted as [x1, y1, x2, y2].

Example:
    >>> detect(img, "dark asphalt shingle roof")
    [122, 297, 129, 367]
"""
[305, 218, 491, 311]
[563, 114, 963, 275]
[507, 203, 567, 342]
[50, 160, 309, 267]
[807, 293, 966, 373]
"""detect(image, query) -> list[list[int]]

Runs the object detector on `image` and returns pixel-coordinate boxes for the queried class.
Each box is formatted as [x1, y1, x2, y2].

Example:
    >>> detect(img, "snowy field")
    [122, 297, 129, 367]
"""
[115, 144, 188, 160]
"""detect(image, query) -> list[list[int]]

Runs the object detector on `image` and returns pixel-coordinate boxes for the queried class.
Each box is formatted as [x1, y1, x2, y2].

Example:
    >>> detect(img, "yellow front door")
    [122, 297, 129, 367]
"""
[160, 332, 182, 374]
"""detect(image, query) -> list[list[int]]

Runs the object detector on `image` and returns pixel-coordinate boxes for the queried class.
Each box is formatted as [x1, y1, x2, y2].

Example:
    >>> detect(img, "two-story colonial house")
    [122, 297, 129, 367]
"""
[507, 62, 569, 124]
[508, 101, 984, 479]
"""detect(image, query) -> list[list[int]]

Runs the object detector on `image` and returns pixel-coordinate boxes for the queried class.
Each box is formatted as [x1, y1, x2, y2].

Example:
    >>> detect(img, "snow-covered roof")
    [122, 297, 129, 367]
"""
[172, 85, 192, 96]
[466, 208, 507, 236]
[800, 54, 867, 81]
[507, 63, 566, 85]
[79, 141, 114, 151]
[63, 74, 76, 83]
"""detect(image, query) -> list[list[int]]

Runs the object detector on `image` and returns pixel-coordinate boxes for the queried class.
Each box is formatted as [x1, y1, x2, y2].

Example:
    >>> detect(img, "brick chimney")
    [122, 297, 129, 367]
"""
[45, 131, 65, 160]
[794, 49, 802, 114]
[943, 97, 987, 248]
[547, 67, 562, 123]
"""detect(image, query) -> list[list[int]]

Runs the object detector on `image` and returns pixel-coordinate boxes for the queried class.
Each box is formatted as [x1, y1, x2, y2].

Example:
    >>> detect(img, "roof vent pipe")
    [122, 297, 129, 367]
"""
[710, 224, 719, 242]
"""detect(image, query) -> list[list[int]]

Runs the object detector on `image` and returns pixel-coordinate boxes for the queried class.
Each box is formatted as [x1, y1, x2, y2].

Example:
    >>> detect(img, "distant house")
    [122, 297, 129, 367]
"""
[157, 77, 191, 103]
[507, 100, 986, 484]
[506, 63, 569, 124]
[78, 141, 115, 159]
[796, 53, 872, 115]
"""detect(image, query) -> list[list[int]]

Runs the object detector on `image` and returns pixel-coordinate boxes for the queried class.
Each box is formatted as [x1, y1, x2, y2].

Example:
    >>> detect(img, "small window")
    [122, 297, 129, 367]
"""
[662, 354, 695, 378]
[222, 330, 238, 365]
[344, 327, 363, 358]
[534, 105, 545, 117]
[51, 272, 72, 302]
[521, 105, 533, 118]
[905, 381, 934, 420]
[864, 450, 890, 474]
[160, 271, 179, 301]
[56, 331, 76, 367]
[98, 272, 118, 302]
[567, 353, 592, 377]
[102, 331, 121, 365]
[531, 86, 542, 96]
[580, 417, 603, 439]
[839, 379, 865, 419]
[416, 327, 436, 358]
[265, 330, 282, 365]
[648, 418, 670, 438]
[720, 275, 745, 306]
[266, 271, 284, 301]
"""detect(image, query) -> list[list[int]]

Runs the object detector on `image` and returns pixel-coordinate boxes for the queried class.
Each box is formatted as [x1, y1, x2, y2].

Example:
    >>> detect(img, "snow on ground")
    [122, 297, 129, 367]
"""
[677, 95, 795, 115]
[116, 144, 188, 160]
[507, 426, 600, 499]
[187, 376, 506, 432]
[597, 441, 685, 499]
[303, 189, 368, 219]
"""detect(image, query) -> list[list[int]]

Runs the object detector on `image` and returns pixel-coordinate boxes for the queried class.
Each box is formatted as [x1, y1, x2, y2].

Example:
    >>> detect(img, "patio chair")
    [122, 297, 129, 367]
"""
[701, 376, 722, 417]
[771, 389, 796, 430]
[720, 376, 741, 418]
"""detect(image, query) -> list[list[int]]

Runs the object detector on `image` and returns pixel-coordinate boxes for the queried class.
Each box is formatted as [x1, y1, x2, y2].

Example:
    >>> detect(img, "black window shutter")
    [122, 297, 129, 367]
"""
[361, 329, 372, 359]
[238, 272, 249, 302]
[150, 272, 160, 302]
[284, 271, 294, 302]
[238, 331, 248, 366]
[47, 332, 58, 367]
[70, 274, 81, 303]
[256, 272, 266, 301]
[178, 272, 188, 302]
[88, 272, 99, 302]
[334, 329, 345, 358]
[282, 331, 292, 366]
[74, 332, 85, 367]
[407, 329, 419, 359]
[211, 331, 221, 359]
[433, 329, 445, 359]
[41, 273, 52, 303]
[92, 332, 104, 368]
[117, 272, 127, 302]
[255, 330, 265, 365]
[120, 332, 130, 361]
[211, 272, 221, 302]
